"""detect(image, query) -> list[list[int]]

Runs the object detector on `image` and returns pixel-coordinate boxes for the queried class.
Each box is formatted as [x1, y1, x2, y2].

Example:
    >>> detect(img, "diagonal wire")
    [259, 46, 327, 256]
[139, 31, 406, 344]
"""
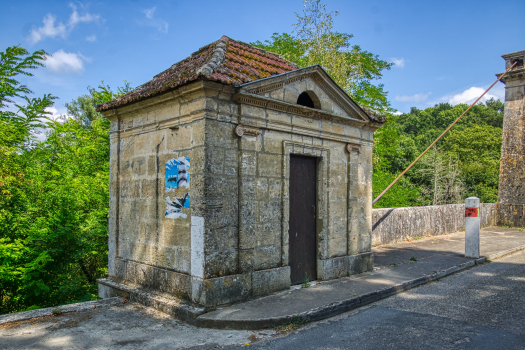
[373, 61, 517, 205]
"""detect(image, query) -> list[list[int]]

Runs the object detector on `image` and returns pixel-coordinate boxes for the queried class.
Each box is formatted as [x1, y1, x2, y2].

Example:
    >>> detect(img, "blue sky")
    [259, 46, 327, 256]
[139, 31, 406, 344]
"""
[2, 0, 524, 117]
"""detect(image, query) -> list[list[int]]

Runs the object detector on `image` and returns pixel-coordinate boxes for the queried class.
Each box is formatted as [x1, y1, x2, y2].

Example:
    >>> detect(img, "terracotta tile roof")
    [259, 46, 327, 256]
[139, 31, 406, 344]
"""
[97, 36, 298, 111]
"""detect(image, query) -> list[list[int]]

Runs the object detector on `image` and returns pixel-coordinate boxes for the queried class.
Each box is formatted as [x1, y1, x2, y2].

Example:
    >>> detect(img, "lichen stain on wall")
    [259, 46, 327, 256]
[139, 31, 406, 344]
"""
[165, 156, 191, 219]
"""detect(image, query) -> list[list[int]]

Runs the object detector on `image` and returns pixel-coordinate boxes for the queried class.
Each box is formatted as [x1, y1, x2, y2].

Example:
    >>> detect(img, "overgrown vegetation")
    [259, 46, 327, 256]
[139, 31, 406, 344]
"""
[373, 101, 503, 208]
[0, 45, 131, 314]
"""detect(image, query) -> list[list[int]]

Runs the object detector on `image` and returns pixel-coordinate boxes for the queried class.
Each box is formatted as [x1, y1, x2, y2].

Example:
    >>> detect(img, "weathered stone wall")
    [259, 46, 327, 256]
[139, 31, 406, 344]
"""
[101, 70, 380, 308]
[497, 51, 525, 227]
[372, 203, 497, 246]
[105, 82, 211, 300]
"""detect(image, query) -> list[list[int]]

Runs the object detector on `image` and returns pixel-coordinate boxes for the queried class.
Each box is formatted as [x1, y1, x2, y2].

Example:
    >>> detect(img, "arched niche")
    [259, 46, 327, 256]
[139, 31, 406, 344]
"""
[297, 91, 321, 109]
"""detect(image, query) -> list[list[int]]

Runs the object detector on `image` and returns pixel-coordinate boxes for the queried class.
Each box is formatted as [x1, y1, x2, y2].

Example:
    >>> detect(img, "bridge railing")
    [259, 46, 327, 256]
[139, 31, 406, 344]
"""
[372, 203, 497, 246]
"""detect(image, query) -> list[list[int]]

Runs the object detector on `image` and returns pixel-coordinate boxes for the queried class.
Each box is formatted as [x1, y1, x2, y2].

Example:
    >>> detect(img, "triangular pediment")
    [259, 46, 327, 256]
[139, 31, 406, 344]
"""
[238, 65, 373, 124]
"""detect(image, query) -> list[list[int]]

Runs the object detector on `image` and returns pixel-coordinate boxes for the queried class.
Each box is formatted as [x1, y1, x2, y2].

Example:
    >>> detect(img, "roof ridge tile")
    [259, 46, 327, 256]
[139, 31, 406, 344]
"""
[196, 38, 228, 76]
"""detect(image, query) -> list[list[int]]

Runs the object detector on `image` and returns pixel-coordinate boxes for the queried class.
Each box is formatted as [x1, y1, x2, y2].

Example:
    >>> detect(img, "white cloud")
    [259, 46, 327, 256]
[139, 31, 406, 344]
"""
[29, 14, 67, 43]
[392, 111, 403, 116]
[395, 92, 431, 103]
[447, 87, 501, 105]
[29, 3, 100, 44]
[86, 35, 97, 42]
[45, 50, 89, 74]
[142, 6, 169, 33]
[68, 3, 99, 27]
[390, 57, 405, 68]
[44, 106, 66, 120]
[144, 7, 156, 19]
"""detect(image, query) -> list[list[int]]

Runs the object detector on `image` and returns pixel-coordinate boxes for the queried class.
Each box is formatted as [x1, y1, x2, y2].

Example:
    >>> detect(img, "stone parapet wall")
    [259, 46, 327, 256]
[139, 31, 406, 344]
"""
[372, 203, 497, 246]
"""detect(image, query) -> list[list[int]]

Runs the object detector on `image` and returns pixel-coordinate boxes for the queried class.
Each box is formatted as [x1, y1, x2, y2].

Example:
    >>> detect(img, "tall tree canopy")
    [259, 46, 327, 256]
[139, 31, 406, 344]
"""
[251, 0, 393, 112]
[372, 100, 504, 207]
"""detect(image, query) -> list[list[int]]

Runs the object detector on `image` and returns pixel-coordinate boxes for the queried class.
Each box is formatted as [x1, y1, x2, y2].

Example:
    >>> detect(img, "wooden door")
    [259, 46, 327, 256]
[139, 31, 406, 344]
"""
[289, 155, 317, 285]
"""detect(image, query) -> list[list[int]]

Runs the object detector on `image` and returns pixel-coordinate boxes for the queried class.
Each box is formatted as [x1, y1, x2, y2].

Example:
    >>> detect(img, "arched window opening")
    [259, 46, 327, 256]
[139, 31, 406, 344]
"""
[297, 92, 315, 108]
[297, 91, 321, 109]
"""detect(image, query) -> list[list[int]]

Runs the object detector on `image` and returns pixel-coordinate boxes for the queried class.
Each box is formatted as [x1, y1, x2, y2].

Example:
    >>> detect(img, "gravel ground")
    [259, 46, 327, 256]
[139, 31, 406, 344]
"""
[0, 301, 278, 350]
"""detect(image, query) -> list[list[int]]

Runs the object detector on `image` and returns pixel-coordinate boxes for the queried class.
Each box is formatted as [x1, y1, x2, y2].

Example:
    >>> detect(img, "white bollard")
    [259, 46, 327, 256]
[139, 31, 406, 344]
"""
[465, 197, 480, 258]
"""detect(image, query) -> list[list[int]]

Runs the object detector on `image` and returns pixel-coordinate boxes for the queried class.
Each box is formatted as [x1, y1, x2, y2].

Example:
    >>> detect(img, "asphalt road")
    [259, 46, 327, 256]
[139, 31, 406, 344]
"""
[2, 250, 524, 349]
[232, 250, 525, 350]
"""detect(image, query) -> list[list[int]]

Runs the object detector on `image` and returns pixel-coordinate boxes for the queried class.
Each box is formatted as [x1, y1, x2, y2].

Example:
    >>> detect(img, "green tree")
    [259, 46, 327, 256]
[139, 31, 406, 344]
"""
[252, 0, 393, 112]
[373, 101, 504, 208]
[0, 44, 131, 314]
[441, 124, 502, 202]
[372, 114, 422, 208]
[0, 46, 55, 193]
[65, 80, 131, 128]
[1, 45, 55, 313]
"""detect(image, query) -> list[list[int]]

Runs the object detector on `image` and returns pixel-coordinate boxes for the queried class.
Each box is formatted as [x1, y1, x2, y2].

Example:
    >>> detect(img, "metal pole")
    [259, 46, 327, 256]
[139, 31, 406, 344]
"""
[373, 61, 517, 205]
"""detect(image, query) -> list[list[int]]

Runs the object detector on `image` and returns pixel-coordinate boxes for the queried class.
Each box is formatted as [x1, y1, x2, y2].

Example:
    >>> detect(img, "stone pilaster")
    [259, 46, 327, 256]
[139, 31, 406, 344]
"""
[497, 50, 525, 227]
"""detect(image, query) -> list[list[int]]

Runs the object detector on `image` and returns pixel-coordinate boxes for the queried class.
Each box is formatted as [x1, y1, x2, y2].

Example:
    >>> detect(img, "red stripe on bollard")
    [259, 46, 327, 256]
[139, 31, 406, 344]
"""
[465, 208, 479, 217]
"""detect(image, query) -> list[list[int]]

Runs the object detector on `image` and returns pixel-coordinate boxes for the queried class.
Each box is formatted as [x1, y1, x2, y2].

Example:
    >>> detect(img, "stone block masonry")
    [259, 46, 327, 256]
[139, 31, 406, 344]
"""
[496, 50, 525, 227]
[97, 38, 383, 310]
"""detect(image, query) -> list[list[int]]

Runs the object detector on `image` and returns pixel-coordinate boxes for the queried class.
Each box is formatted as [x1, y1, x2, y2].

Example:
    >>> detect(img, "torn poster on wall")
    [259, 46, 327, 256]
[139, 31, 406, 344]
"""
[166, 156, 190, 191]
[165, 193, 190, 219]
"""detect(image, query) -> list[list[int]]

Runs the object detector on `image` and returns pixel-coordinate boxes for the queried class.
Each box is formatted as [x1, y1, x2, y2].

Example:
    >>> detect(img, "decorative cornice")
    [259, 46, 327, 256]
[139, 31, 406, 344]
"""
[239, 66, 377, 124]
[245, 74, 308, 95]
[497, 67, 525, 85]
[234, 92, 368, 128]
[247, 82, 284, 94]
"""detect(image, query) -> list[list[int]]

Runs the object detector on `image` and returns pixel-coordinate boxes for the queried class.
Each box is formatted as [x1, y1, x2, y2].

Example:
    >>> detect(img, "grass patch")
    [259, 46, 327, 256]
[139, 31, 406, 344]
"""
[274, 315, 307, 334]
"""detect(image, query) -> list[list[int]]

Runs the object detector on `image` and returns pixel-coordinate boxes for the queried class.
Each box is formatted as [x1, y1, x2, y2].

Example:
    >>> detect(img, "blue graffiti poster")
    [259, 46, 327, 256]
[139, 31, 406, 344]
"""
[165, 156, 190, 191]
[165, 193, 190, 219]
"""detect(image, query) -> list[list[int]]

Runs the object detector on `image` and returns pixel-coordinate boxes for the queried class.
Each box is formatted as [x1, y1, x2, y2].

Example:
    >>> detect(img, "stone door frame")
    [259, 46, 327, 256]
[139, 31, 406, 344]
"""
[281, 141, 330, 270]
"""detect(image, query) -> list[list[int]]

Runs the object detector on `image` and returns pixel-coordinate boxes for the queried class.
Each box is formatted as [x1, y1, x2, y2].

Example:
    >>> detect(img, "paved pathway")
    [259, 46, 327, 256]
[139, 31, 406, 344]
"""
[1, 227, 524, 349]
[229, 249, 525, 349]
[197, 227, 525, 329]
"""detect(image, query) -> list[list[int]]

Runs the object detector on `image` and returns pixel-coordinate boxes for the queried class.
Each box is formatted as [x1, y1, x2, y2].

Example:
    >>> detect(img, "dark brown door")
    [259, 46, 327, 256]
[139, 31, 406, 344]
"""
[289, 155, 317, 285]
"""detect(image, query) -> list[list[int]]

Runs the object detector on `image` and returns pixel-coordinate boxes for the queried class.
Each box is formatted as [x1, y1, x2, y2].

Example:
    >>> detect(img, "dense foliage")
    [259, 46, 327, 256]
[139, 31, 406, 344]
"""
[0, 45, 130, 314]
[251, 0, 393, 112]
[373, 100, 504, 208]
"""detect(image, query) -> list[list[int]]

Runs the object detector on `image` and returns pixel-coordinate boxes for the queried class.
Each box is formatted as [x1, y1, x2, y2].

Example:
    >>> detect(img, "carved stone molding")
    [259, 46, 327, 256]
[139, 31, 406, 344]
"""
[235, 93, 368, 128]
[235, 124, 261, 137]
[346, 142, 361, 153]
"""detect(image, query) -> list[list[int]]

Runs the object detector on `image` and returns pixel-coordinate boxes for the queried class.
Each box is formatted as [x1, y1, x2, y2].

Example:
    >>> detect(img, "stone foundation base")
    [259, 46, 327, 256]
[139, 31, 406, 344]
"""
[99, 265, 292, 309]
[317, 252, 374, 280]
[496, 204, 525, 227]
[99, 254, 373, 313]
[97, 278, 205, 323]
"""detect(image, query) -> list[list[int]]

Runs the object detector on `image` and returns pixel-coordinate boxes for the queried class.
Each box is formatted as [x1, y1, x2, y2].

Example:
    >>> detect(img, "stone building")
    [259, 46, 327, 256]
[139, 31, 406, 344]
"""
[97, 36, 384, 309]
[497, 50, 525, 227]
